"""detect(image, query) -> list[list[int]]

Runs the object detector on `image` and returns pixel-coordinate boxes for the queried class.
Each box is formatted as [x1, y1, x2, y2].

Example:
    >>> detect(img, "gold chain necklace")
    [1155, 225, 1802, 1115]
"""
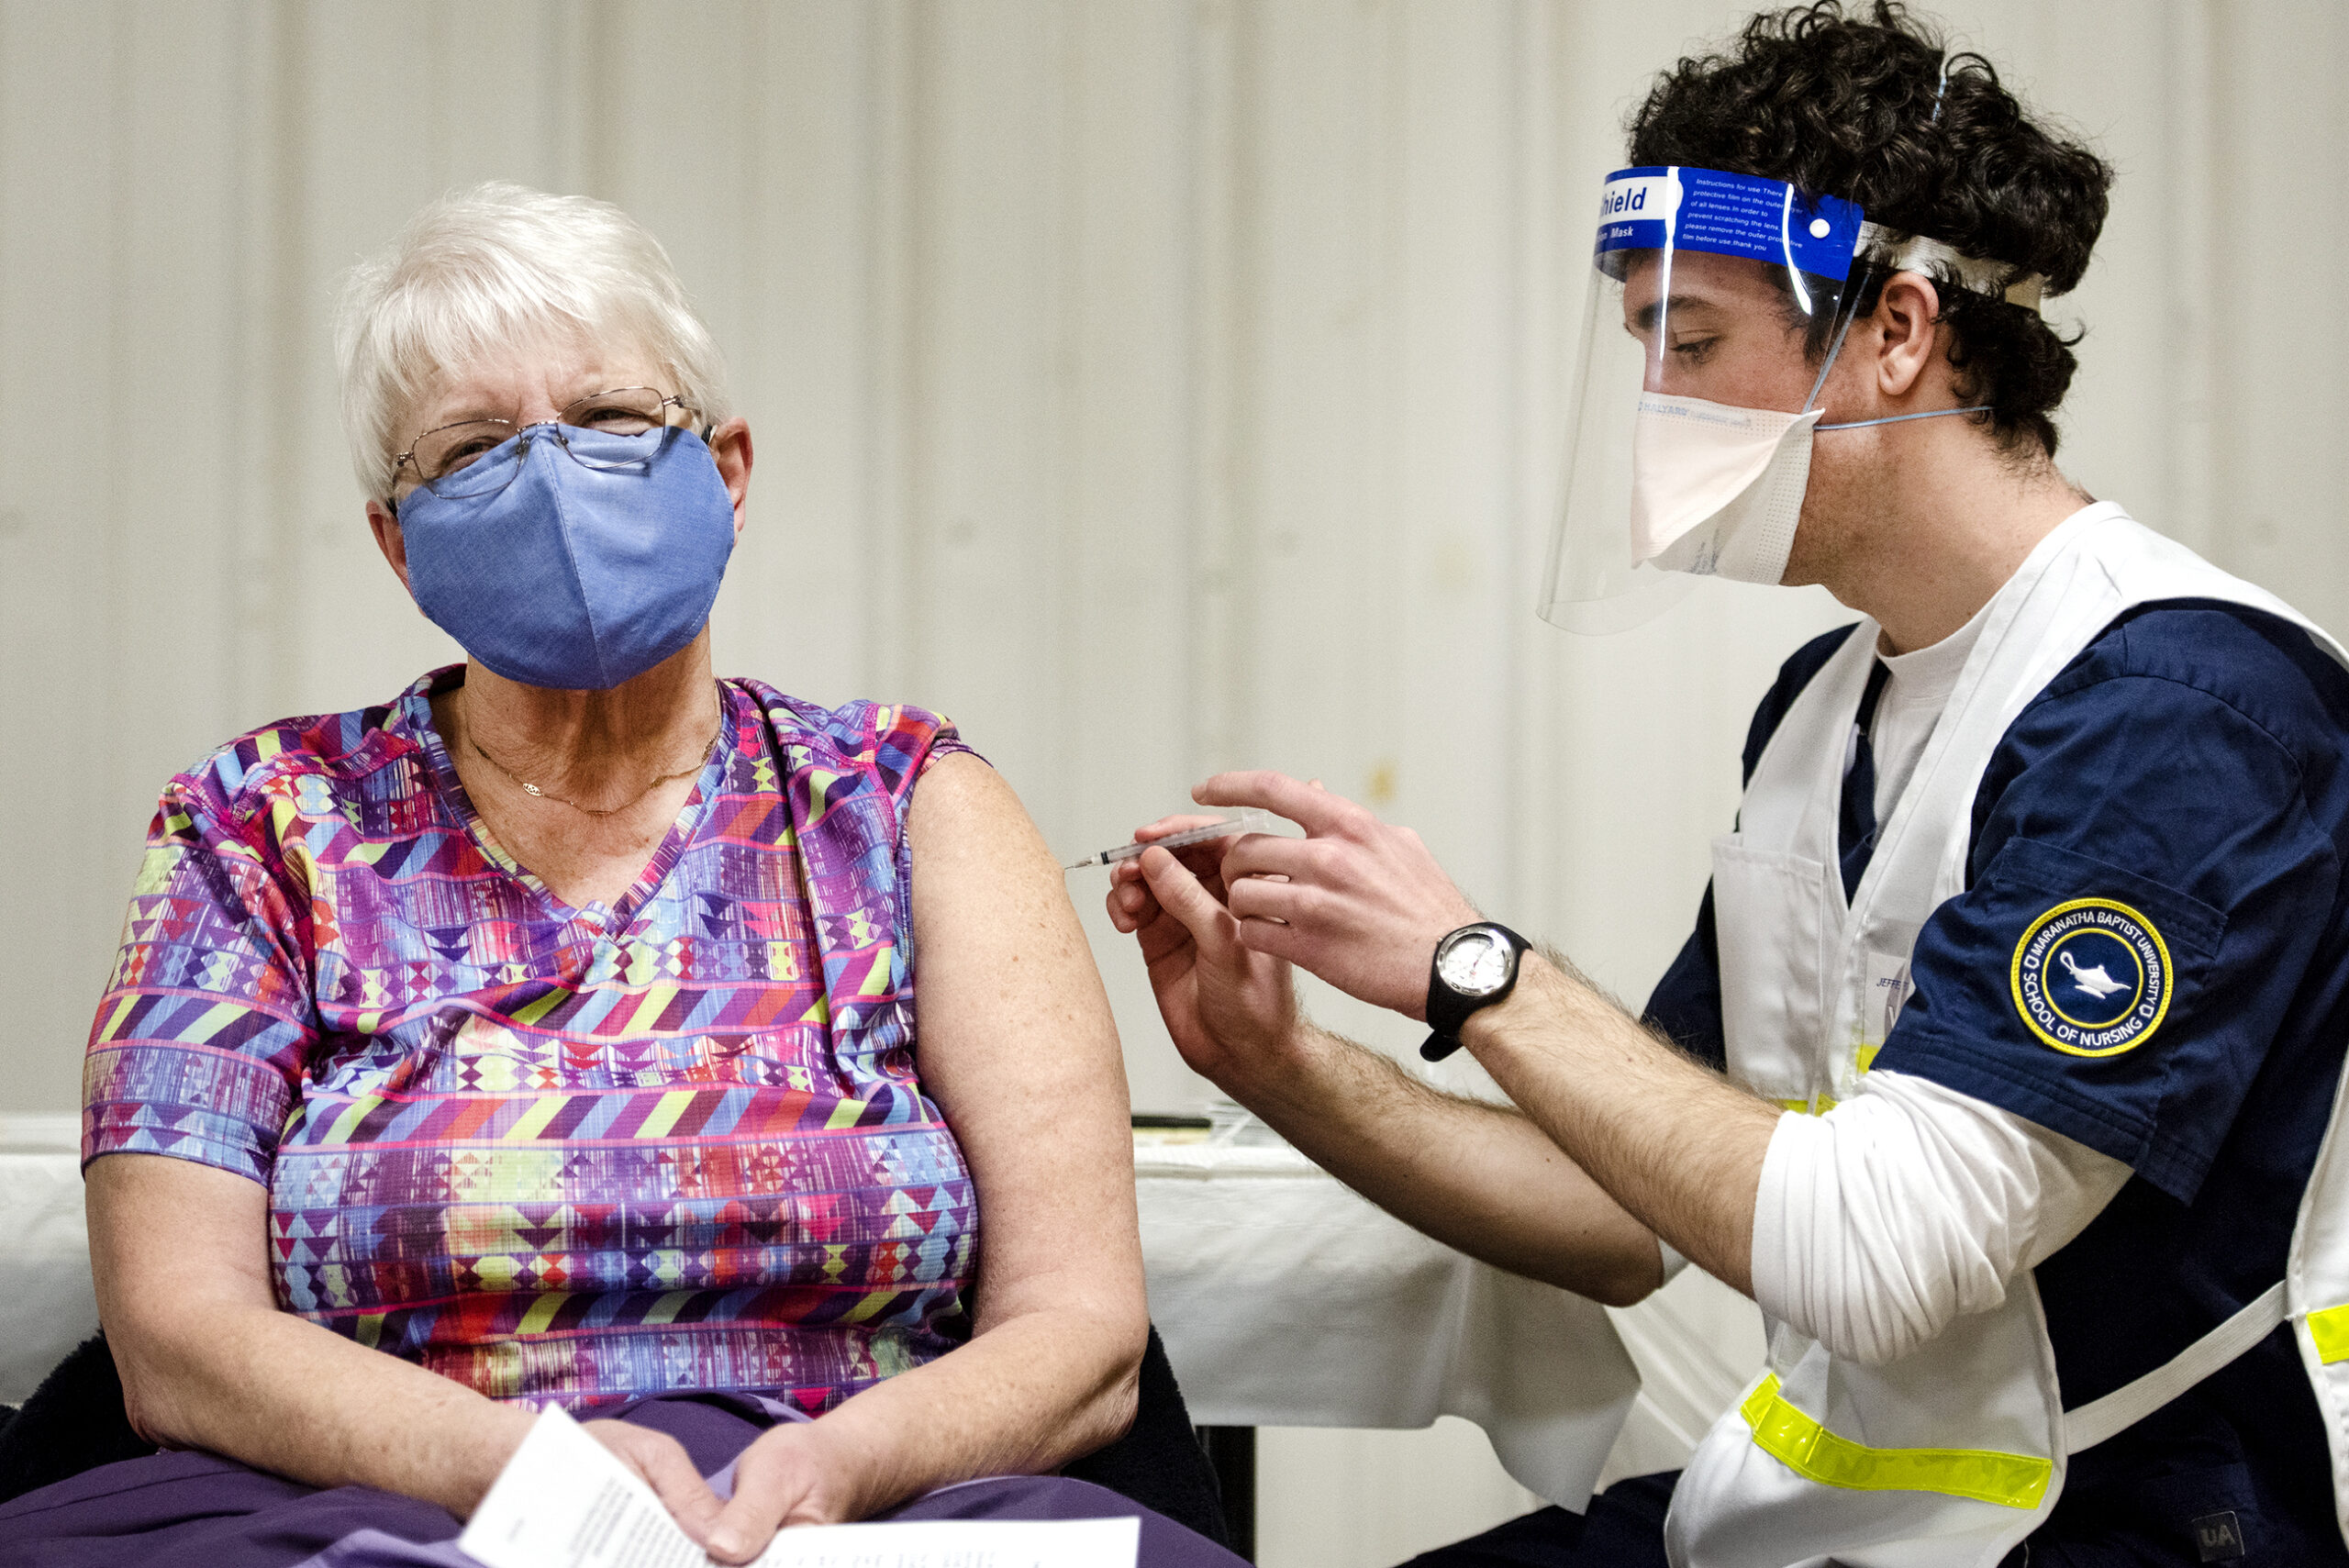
[465, 702, 725, 817]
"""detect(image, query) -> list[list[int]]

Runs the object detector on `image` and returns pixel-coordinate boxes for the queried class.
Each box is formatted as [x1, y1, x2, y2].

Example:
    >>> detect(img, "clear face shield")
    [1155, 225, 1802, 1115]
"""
[1539, 166, 1869, 633]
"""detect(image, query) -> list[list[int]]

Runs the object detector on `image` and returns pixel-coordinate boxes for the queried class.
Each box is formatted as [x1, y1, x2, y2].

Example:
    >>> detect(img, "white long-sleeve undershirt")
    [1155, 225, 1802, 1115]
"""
[1748, 1069, 2132, 1367]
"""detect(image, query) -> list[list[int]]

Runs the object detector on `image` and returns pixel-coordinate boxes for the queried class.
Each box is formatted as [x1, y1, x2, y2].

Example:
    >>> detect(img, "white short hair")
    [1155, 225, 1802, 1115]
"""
[336, 183, 731, 500]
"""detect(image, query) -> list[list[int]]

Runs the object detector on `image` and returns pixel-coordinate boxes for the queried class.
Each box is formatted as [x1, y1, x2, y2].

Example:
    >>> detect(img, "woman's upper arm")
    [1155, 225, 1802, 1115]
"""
[88, 1152, 274, 1313]
[905, 754, 1144, 1338]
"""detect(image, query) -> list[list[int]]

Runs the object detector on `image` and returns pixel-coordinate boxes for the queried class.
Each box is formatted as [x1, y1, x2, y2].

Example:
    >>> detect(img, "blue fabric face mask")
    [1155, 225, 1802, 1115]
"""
[397, 425, 737, 691]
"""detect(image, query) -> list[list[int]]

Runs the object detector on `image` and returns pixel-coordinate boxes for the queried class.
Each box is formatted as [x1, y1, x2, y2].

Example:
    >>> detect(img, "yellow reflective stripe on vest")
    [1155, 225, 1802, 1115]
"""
[1740, 1374, 2054, 1510]
[2310, 1304, 2349, 1364]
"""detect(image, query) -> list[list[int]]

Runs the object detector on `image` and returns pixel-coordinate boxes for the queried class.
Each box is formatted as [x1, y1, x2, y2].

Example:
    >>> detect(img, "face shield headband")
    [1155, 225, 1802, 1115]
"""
[1537, 164, 2048, 634]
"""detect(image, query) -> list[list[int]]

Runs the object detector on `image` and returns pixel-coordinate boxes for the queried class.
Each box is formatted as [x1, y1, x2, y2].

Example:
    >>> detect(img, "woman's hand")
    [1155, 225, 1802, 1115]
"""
[1107, 815, 1303, 1091]
[580, 1420, 724, 1545]
[701, 1423, 859, 1564]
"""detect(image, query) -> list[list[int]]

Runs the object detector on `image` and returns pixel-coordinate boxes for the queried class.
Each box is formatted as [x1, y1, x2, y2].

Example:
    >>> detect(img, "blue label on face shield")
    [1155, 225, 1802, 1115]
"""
[1594, 165, 1863, 281]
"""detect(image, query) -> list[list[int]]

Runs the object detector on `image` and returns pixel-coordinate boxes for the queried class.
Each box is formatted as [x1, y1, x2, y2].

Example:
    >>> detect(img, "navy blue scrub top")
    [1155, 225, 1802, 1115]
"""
[1646, 602, 2349, 1564]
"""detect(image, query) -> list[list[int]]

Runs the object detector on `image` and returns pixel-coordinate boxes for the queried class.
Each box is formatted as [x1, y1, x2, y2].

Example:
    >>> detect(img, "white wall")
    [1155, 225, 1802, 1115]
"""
[2, 4, 2342, 1564]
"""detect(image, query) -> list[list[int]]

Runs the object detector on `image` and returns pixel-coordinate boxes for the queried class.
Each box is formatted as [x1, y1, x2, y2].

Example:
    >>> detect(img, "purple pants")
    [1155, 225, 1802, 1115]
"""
[0, 1393, 1242, 1568]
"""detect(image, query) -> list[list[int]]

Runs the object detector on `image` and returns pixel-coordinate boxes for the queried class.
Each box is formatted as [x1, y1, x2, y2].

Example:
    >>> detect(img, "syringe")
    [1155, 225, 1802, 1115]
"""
[1063, 808, 1276, 872]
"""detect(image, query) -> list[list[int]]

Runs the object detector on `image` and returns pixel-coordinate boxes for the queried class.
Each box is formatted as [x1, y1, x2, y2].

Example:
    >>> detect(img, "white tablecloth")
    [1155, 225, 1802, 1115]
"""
[1135, 1140, 1641, 1510]
[0, 1117, 99, 1403]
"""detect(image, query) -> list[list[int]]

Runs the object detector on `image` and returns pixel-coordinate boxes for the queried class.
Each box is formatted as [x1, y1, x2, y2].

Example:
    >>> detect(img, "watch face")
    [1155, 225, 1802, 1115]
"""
[1438, 929, 1510, 996]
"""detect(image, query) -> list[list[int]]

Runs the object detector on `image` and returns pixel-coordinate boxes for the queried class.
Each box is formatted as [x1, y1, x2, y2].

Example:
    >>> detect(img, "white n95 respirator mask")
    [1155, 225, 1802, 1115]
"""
[1630, 394, 1822, 584]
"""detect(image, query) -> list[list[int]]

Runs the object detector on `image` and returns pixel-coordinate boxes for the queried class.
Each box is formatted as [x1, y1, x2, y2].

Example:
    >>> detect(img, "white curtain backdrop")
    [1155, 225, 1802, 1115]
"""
[2, 3, 2341, 1562]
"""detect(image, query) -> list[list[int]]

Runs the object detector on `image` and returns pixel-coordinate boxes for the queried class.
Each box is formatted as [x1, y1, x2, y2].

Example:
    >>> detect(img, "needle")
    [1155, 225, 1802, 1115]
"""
[1063, 809, 1275, 871]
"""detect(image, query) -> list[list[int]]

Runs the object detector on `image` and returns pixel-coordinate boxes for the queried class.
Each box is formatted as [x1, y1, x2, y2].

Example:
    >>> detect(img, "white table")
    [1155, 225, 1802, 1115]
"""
[1133, 1137, 1642, 1518]
[1132, 1124, 1770, 1561]
[0, 1117, 100, 1403]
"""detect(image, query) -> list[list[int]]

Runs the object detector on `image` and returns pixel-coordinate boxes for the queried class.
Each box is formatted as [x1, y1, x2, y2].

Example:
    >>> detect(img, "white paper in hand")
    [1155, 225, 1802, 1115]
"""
[460, 1407, 1141, 1568]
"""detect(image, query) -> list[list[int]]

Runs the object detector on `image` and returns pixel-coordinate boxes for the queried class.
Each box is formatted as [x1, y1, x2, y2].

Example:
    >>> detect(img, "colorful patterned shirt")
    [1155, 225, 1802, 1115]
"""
[83, 668, 979, 1414]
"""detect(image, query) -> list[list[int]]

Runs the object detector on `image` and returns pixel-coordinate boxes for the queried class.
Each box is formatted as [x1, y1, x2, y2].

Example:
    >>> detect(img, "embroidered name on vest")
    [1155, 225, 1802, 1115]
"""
[2009, 897, 2173, 1057]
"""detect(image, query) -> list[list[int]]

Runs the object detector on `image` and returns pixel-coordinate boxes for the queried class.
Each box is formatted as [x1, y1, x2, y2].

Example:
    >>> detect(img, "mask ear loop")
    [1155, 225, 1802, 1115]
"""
[1800, 258, 1992, 430]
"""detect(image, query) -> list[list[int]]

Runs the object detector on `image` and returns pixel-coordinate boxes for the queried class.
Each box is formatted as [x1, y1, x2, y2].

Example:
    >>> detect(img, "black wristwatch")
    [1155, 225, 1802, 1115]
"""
[1420, 921, 1531, 1062]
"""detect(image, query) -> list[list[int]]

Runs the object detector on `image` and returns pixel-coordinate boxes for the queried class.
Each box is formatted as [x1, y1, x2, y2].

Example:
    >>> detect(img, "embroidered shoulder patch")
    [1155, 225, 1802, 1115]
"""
[2009, 898, 2173, 1057]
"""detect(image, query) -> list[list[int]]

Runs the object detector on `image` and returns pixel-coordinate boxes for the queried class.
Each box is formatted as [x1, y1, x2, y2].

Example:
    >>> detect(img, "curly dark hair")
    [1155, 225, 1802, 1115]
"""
[1628, 2, 2111, 458]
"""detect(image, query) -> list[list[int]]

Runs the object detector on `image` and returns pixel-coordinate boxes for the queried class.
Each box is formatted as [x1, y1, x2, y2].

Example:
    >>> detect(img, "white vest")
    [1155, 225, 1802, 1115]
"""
[1665, 505, 2349, 1567]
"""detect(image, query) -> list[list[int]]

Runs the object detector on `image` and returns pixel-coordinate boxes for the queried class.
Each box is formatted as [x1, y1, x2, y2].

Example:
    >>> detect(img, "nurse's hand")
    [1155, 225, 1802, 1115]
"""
[1188, 771, 1482, 1020]
[1108, 816, 1301, 1087]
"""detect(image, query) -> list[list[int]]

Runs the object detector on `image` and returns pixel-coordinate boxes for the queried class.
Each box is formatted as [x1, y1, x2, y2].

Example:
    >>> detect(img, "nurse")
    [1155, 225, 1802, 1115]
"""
[1108, 6, 2349, 1566]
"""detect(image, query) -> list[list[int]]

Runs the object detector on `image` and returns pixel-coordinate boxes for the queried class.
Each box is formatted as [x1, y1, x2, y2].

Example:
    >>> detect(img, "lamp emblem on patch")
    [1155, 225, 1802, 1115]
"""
[2010, 897, 2172, 1057]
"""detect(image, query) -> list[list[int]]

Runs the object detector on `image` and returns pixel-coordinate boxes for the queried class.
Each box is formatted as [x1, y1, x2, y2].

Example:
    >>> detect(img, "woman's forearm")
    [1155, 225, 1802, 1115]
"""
[89, 1153, 532, 1518]
[798, 1303, 1143, 1519]
[125, 1300, 534, 1513]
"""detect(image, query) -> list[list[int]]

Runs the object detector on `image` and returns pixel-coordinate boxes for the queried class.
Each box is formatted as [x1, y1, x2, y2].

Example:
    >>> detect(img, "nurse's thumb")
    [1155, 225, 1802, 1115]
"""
[1139, 845, 1235, 951]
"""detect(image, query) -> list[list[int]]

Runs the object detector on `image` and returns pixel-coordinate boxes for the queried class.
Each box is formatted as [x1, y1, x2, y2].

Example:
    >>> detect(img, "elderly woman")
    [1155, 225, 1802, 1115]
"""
[0, 185, 1231, 1568]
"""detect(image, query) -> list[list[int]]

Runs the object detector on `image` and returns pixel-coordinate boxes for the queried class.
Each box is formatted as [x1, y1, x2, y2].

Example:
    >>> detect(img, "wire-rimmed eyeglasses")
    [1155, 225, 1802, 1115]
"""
[389, 386, 707, 506]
